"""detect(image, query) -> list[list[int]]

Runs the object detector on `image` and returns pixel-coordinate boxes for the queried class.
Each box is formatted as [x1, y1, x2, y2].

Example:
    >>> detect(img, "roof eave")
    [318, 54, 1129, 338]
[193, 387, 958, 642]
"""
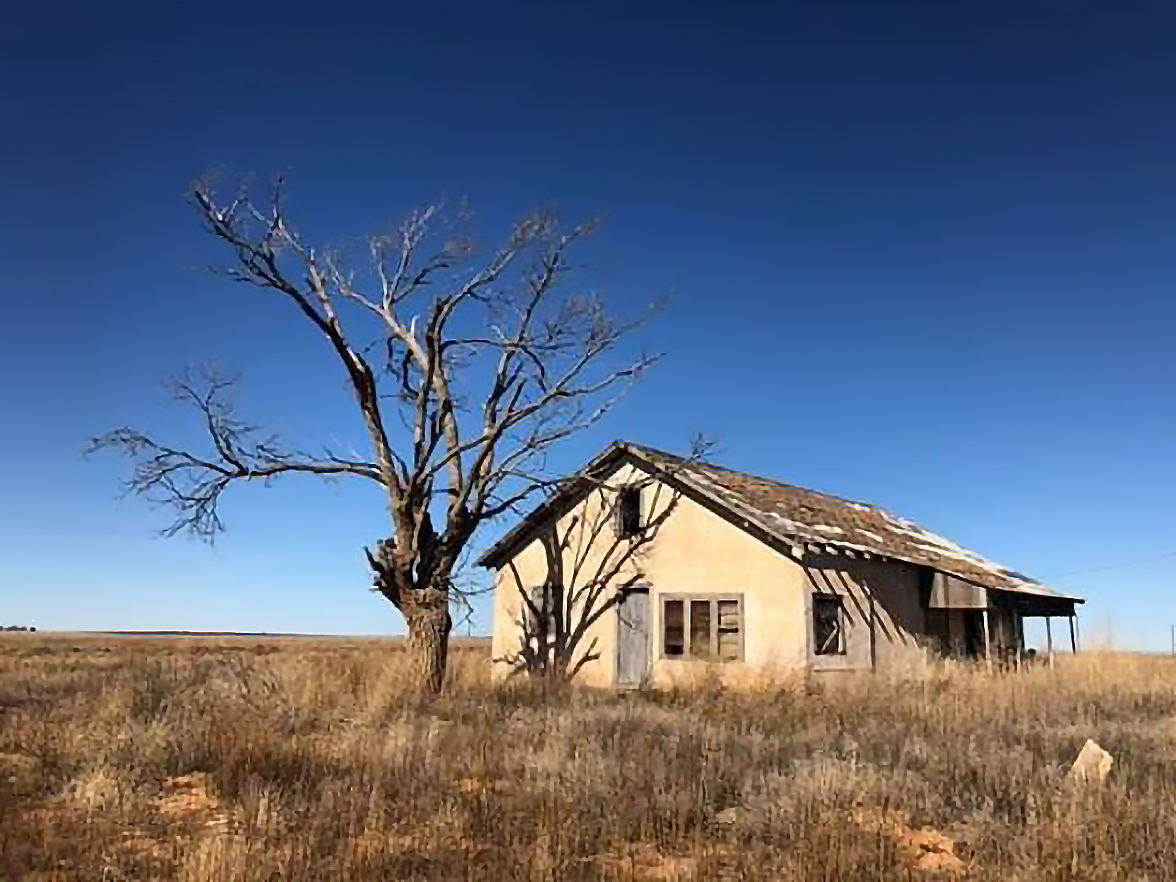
[475, 441, 637, 569]
[986, 584, 1086, 605]
[477, 440, 1083, 607]
[661, 468, 1076, 601]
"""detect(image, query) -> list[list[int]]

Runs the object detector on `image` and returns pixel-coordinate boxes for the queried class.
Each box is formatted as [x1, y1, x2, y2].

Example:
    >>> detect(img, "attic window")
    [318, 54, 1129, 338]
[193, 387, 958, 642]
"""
[812, 594, 846, 656]
[616, 485, 642, 538]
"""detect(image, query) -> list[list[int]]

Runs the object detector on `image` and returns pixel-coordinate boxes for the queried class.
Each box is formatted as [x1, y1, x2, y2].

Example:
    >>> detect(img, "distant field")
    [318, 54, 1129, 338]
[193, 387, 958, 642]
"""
[2, 639, 1175, 880]
[1, 631, 491, 652]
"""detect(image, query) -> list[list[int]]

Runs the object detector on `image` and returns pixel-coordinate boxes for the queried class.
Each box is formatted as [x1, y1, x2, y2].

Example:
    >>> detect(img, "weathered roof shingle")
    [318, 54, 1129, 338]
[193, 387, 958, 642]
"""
[480, 441, 1081, 604]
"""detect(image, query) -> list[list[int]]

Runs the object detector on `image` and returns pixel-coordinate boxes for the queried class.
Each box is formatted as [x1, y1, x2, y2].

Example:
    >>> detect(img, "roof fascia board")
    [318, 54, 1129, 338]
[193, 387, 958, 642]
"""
[476, 443, 633, 568]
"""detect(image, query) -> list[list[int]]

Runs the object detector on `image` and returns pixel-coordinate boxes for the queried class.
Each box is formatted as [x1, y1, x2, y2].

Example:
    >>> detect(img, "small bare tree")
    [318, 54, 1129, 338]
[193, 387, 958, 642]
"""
[88, 175, 658, 694]
[497, 441, 708, 683]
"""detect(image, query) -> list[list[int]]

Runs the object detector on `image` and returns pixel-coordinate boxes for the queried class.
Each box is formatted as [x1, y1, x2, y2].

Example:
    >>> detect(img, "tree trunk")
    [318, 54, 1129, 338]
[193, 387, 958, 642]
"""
[404, 602, 452, 695]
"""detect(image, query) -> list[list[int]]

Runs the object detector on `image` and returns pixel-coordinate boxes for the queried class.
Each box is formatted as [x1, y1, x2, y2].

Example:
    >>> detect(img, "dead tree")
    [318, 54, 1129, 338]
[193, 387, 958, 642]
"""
[88, 175, 658, 694]
[498, 441, 708, 683]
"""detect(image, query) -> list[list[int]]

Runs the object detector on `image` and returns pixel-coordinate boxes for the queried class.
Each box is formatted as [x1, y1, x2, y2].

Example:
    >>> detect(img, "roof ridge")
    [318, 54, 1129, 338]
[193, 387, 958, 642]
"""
[479, 439, 1080, 603]
[622, 441, 886, 512]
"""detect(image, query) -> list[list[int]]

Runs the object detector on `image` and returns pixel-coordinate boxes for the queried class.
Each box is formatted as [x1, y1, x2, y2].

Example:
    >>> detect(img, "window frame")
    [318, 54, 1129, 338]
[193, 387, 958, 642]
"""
[659, 593, 744, 662]
[811, 592, 847, 656]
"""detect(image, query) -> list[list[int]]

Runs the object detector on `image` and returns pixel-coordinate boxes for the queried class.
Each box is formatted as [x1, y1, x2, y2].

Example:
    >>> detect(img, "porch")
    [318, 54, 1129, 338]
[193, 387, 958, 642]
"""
[923, 573, 1082, 668]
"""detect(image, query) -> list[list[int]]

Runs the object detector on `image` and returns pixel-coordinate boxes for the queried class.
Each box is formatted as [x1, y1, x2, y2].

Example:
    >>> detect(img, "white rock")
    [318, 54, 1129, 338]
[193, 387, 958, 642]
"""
[1068, 739, 1113, 785]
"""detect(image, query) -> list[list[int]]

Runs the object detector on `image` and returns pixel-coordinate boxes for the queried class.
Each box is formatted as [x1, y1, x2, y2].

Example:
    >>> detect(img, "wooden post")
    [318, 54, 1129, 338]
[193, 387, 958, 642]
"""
[868, 590, 877, 672]
[1069, 614, 1078, 654]
[1046, 617, 1054, 669]
[981, 609, 992, 673]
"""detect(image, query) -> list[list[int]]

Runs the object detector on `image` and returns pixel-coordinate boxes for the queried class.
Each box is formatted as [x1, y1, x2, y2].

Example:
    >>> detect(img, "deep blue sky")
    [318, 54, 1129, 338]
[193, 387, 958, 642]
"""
[3, 1, 1175, 648]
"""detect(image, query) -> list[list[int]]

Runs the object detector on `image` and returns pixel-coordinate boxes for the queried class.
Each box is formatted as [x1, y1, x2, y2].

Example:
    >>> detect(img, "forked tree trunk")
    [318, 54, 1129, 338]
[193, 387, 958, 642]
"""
[368, 540, 453, 695]
[404, 602, 452, 694]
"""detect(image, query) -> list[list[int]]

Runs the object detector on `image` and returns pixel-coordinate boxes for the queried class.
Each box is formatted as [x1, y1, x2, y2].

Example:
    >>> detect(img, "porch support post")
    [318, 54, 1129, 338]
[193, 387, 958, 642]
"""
[981, 608, 992, 673]
[1069, 614, 1078, 654]
[1046, 616, 1054, 669]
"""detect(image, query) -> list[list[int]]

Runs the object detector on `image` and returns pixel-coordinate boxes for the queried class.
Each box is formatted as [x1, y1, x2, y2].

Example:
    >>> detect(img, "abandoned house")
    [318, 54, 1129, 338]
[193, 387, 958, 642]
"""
[481, 441, 1084, 687]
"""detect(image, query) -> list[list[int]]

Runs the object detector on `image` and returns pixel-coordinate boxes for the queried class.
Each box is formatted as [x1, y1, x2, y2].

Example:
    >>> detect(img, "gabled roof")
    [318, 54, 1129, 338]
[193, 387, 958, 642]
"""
[478, 441, 1082, 604]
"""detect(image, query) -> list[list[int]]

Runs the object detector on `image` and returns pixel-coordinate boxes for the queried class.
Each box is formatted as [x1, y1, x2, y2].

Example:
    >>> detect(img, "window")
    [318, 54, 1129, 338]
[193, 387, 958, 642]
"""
[690, 600, 712, 658]
[661, 595, 743, 661]
[663, 599, 685, 656]
[616, 485, 642, 538]
[716, 599, 741, 661]
[812, 594, 845, 656]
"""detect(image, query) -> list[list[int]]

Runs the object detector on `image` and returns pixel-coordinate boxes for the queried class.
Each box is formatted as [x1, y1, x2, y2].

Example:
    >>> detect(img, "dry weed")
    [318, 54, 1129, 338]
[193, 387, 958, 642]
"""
[2, 636, 1176, 879]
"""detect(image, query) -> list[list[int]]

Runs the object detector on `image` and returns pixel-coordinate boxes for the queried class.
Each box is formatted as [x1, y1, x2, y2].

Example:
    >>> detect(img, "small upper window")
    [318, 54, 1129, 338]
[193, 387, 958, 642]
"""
[616, 485, 642, 538]
[812, 594, 846, 656]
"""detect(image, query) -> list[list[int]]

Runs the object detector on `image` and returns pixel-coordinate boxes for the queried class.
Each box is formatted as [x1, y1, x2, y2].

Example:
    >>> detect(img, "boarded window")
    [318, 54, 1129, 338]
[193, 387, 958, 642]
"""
[812, 594, 845, 656]
[717, 599, 741, 661]
[616, 485, 642, 538]
[663, 599, 685, 656]
[661, 595, 742, 662]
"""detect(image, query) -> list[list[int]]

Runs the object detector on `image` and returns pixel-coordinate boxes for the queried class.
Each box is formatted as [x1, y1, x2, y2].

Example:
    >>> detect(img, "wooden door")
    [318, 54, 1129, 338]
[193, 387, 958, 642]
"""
[616, 588, 651, 688]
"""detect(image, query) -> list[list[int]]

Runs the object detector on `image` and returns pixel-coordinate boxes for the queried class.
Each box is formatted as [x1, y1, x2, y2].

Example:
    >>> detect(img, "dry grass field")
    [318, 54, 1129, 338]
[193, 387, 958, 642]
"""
[2, 635, 1176, 880]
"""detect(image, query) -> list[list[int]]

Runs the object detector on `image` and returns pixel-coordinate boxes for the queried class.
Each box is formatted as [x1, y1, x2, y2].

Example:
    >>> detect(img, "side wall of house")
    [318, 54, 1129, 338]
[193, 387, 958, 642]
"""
[802, 552, 928, 671]
[491, 457, 941, 685]
[491, 460, 812, 687]
[490, 462, 635, 688]
[641, 475, 809, 687]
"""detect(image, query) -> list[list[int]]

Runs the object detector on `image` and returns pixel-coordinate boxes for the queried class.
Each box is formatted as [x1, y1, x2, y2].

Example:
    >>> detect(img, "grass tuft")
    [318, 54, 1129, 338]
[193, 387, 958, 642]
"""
[2, 634, 1176, 879]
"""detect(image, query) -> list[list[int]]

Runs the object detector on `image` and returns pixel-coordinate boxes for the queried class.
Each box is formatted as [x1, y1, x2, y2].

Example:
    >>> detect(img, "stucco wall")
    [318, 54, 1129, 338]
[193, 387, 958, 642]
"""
[802, 553, 927, 671]
[490, 462, 639, 687]
[490, 458, 809, 686]
[641, 472, 808, 687]
[490, 456, 939, 686]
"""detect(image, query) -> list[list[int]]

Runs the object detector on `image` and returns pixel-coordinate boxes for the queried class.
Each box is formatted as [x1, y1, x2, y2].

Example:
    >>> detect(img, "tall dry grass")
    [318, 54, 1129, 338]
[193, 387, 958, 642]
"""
[2, 635, 1175, 880]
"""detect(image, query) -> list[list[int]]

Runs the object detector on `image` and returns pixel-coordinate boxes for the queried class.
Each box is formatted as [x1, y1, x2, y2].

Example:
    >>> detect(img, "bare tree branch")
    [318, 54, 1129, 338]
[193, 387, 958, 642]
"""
[86, 366, 383, 540]
[90, 173, 665, 694]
